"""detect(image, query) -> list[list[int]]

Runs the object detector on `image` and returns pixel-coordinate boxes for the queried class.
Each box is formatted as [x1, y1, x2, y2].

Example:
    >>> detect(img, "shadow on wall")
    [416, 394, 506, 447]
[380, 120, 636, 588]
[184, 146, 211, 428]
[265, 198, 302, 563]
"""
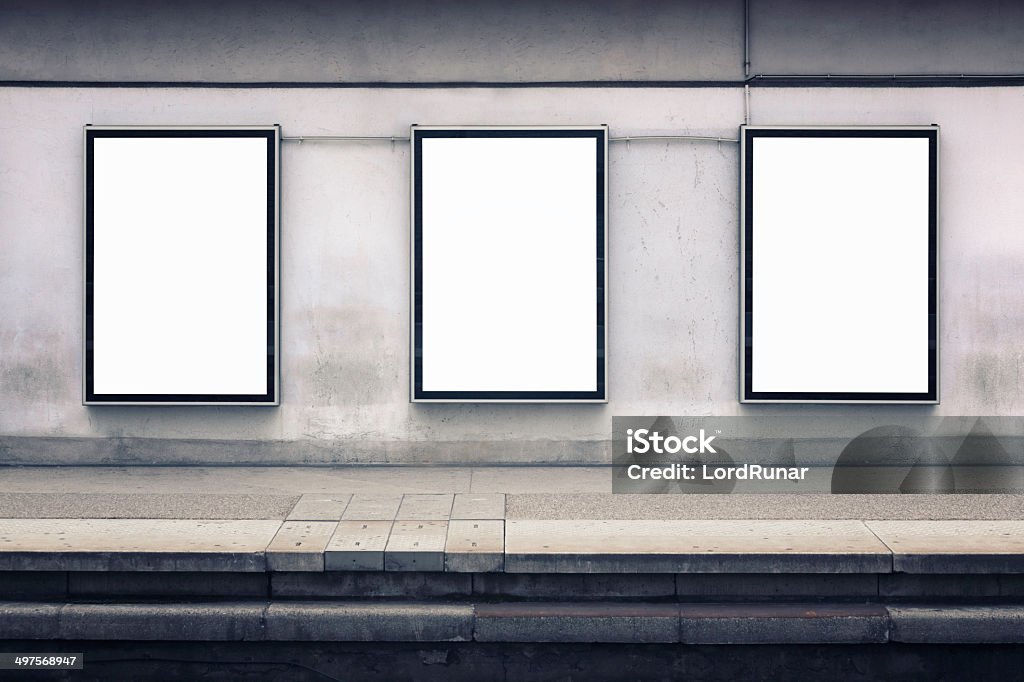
[610, 416, 1024, 494]
[831, 418, 1021, 494]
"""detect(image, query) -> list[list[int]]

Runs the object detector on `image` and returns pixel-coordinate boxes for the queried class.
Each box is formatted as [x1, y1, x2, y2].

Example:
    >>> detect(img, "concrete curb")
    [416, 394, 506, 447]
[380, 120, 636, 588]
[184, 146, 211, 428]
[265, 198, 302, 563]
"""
[1, 514, 1022, 575]
[2, 600, 1024, 644]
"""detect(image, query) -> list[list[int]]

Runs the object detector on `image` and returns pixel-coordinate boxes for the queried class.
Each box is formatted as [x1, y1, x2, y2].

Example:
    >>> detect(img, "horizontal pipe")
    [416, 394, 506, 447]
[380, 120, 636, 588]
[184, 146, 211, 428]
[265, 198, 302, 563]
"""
[749, 73, 1024, 80]
[283, 134, 739, 144]
[5, 74, 1024, 90]
[282, 136, 409, 142]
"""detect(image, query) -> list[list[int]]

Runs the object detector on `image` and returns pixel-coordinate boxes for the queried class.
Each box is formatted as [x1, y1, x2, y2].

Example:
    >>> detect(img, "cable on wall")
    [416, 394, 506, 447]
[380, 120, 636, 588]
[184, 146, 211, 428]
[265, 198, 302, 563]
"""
[747, 73, 1024, 82]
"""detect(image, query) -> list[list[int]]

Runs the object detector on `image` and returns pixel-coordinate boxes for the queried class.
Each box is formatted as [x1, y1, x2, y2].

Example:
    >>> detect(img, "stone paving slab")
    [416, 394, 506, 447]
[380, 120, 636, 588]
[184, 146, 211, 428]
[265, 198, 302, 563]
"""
[264, 601, 473, 642]
[385, 521, 448, 572]
[867, 521, 1024, 573]
[341, 495, 403, 521]
[3, 599, 1024, 644]
[451, 493, 505, 520]
[505, 520, 892, 573]
[475, 602, 679, 643]
[0, 601, 62, 639]
[0, 493, 299, 519]
[60, 602, 266, 641]
[4, 516, 1023, 576]
[396, 494, 454, 520]
[266, 521, 338, 572]
[888, 605, 1024, 643]
[678, 603, 889, 644]
[286, 494, 352, 521]
[444, 520, 504, 573]
[0, 519, 282, 572]
[324, 521, 392, 571]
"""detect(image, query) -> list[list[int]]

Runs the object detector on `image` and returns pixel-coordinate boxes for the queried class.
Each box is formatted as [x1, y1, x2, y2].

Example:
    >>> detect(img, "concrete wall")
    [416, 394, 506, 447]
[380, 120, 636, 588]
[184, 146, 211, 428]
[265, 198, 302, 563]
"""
[1, 1, 1023, 464]
[2, 86, 1023, 464]
[1, 0, 1022, 84]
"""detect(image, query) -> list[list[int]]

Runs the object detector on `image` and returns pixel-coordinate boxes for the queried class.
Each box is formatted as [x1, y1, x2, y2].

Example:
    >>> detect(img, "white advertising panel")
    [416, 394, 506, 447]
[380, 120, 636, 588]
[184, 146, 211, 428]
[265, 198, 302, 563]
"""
[741, 126, 938, 403]
[85, 126, 279, 404]
[412, 127, 607, 402]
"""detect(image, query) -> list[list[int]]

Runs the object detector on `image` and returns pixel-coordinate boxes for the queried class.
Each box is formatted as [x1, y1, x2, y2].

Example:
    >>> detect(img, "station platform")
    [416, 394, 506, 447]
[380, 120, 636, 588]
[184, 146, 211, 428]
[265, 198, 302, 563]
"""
[1, 465, 1023, 666]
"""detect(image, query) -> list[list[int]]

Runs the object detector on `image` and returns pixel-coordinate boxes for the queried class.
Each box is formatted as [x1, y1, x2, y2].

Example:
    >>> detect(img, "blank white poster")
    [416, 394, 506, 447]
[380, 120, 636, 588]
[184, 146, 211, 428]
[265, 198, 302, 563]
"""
[749, 135, 932, 397]
[90, 135, 271, 399]
[418, 134, 600, 397]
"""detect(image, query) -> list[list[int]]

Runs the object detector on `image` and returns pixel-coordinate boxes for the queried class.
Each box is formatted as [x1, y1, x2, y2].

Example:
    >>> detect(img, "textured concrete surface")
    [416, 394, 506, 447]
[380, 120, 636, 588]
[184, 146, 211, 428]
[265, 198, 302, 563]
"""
[384, 521, 448, 572]
[471, 468, 612, 493]
[60, 602, 266, 641]
[506, 492, 1024, 519]
[7, 641, 1023, 680]
[2, 515, 1021, 576]
[676, 574, 879, 601]
[451, 494, 505, 520]
[878, 574, 1003, 600]
[5, 599, 1024, 644]
[396, 494, 453, 520]
[341, 495, 404, 520]
[3, 1, 1024, 83]
[0, 1, 745, 83]
[472, 573, 678, 600]
[33, 570, 1024, 603]
[678, 604, 889, 644]
[752, 0, 1024, 75]
[475, 602, 680, 643]
[286, 494, 351, 521]
[0, 492, 300, 519]
[324, 521, 392, 571]
[0, 467, 472, 494]
[266, 521, 337, 572]
[4, 86, 1023, 465]
[263, 602, 474, 642]
[0, 601, 62, 639]
[271, 572, 472, 599]
[444, 520, 504, 573]
[889, 605, 1024, 643]
[1, 483, 1024, 520]
[67, 572, 269, 599]
[868, 520, 1024, 573]
[0, 468, 1020, 576]
[505, 520, 892, 573]
[1, 469, 1023, 519]
[0, 518, 281, 571]
[0, 571, 68, 599]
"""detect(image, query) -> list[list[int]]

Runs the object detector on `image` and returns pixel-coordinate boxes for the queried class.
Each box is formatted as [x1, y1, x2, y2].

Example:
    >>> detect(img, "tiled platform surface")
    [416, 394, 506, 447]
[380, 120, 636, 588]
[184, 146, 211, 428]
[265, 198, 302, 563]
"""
[0, 465, 1023, 575]
[1, 492, 1024, 574]
[1, 466, 1023, 644]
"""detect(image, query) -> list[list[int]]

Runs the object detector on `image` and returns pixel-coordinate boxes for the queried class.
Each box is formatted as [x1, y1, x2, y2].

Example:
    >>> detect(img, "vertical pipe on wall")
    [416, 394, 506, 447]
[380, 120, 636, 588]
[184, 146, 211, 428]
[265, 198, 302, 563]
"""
[744, 0, 751, 78]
